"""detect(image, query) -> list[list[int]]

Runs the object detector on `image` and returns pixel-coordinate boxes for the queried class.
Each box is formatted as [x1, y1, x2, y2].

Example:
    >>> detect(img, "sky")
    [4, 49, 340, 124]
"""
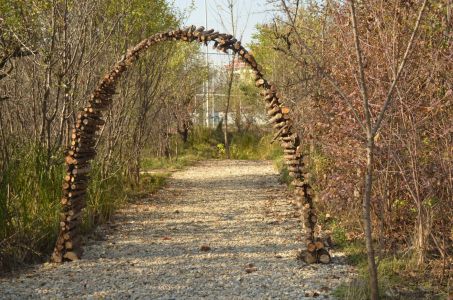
[173, 0, 274, 65]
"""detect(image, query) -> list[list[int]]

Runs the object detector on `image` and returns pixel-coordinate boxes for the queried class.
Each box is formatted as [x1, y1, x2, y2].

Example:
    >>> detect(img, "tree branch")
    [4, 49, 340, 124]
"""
[350, 0, 372, 135]
[279, 0, 367, 134]
[371, 0, 429, 137]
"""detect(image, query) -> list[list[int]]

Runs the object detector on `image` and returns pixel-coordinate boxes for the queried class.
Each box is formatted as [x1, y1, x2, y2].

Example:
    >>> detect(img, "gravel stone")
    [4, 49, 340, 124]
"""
[0, 160, 356, 299]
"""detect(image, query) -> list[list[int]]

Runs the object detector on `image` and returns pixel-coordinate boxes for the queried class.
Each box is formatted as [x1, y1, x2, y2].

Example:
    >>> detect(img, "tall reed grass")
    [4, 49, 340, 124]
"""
[0, 145, 62, 271]
[0, 145, 129, 272]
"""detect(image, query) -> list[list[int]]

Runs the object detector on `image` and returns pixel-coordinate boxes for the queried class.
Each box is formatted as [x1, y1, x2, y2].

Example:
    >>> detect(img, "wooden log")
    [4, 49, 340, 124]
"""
[72, 140, 96, 149]
[51, 251, 63, 263]
[76, 116, 98, 124]
[244, 53, 257, 67]
[65, 155, 76, 165]
[63, 229, 80, 241]
[69, 198, 87, 209]
[280, 141, 297, 149]
[270, 125, 289, 144]
[265, 99, 279, 110]
[207, 32, 219, 41]
[74, 146, 96, 154]
[62, 182, 70, 190]
[273, 120, 287, 129]
[72, 136, 96, 144]
[264, 91, 278, 101]
[64, 237, 81, 250]
[67, 210, 83, 222]
[255, 78, 266, 87]
[63, 250, 81, 261]
[255, 64, 263, 73]
[289, 171, 302, 178]
[288, 172, 301, 178]
[268, 113, 283, 124]
[294, 188, 305, 196]
[63, 219, 82, 231]
[71, 131, 97, 140]
[64, 173, 73, 182]
[317, 248, 331, 264]
[269, 83, 277, 92]
[86, 103, 110, 111]
[75, 123, 97, 131]
[284, 160, 300, 165]
[63, 200, 86, 212]
[61, 197, 69, 205]
[284, 154, 299, 160]
[281, 141, 296, 149]
[71, 166, 91, 176]
[281, 133, 298, 143]
[71, 182, 88, 190]
[267, 105, 281, 116]
[298, 250, 317, 264]
[315, 240, 325, 250]
[69, 174, 90, 183]
[307, 242, 317, 252]
[68, 149, 96, 157]
[291, 179, 305, 187]
[77, 111, 102, 120]
[67, 162, 90, 170]
[68, 190, 86, 198]
[281, 106, 290, 115]
[66, 156, 91, 166]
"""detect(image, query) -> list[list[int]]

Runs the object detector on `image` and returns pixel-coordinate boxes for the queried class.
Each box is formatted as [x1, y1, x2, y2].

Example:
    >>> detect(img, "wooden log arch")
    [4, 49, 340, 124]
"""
[51, 26, 330, 264]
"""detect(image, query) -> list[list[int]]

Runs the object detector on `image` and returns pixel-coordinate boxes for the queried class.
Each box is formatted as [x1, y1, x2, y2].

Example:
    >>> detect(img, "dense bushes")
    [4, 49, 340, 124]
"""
[252, 0, 452, 295]
[0, 145, 62, 271]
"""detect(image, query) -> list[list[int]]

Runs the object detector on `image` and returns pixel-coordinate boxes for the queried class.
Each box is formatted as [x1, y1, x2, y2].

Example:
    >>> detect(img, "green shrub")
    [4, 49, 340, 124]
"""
[83, 162, 127, 231]
[0, 144, 63, 271]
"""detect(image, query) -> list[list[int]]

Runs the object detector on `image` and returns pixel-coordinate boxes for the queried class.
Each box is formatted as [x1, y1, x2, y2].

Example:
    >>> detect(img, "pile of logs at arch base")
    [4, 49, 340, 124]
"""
[51, 26, 331, 265]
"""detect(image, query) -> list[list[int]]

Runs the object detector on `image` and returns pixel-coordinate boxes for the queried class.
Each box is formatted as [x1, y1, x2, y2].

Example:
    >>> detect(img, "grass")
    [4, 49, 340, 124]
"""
[0, 145, 62, 272]
[0, 127, 286, 273]
[82, 162, 128, 232]
[330, 222, 450, 299]
[0, 147, 196, 273]
[130, 154, 200, 201]
[141, 153, 199, 171]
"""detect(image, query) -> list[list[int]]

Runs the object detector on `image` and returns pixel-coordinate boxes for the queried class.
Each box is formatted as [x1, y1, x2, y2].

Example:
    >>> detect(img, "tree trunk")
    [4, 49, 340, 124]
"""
[363, 139, 379, 300]
[224, 55, 236, 159]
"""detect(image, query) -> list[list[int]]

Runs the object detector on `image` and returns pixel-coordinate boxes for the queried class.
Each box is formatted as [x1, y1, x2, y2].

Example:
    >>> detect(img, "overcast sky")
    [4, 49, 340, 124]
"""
[173, 0, 274, 65]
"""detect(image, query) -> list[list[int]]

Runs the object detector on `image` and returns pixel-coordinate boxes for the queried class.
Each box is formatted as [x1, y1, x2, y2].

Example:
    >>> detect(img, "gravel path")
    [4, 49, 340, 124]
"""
[0, 160, 355, 299]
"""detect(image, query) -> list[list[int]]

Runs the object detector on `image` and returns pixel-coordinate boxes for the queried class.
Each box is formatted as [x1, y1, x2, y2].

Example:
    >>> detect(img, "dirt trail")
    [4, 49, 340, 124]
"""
[0, 160, 355, 299]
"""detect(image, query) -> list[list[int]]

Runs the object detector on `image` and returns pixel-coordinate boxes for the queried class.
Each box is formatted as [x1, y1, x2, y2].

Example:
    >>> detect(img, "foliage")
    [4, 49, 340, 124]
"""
[0, 144, 62, 271]
[253, 0, 452, 294]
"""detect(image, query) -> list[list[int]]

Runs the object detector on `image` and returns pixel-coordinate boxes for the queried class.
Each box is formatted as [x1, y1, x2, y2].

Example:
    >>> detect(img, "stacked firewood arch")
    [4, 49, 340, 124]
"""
[51, 26, 331, 264]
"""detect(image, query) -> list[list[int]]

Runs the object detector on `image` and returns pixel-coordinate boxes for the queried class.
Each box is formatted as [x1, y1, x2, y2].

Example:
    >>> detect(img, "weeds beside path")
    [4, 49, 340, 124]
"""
[0, 160, 355, 299]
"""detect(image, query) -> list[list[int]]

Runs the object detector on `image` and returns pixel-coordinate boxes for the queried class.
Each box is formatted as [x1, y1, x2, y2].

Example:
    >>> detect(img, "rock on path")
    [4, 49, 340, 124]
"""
[0, 160, 355, 299]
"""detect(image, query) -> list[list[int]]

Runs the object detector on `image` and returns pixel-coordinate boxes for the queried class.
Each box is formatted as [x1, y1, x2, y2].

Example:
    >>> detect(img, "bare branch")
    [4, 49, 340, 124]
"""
[371, 0, 429, 137]
[279, 0, 367, 133]
[350, 0, 372, 135]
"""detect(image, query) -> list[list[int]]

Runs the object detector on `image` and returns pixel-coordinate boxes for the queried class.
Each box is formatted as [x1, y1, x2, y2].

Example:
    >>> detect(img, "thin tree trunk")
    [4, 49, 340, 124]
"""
[363, 139, 379, 299]
[224, 55, 235, 159]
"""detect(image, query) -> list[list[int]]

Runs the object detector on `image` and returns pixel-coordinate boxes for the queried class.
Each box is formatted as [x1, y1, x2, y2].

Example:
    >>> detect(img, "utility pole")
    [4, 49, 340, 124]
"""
[204, 0, 210, 127]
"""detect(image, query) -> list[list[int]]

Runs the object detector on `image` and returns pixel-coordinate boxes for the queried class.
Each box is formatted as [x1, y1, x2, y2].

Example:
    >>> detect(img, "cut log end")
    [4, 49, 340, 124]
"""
[297, 250, 317, 264]
[297, 248, 332, 264]
[317, 248, 332, 264]
[63, 251, 81, 261]
[50, 252, 63, 263]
